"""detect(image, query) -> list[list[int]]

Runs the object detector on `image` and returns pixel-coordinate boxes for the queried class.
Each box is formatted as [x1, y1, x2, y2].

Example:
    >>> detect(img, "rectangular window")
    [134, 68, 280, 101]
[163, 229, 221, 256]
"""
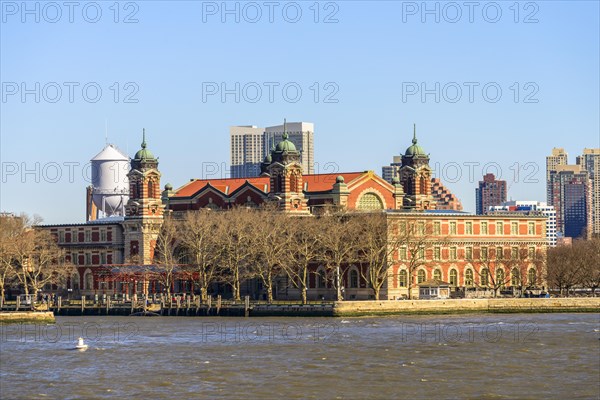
[85, 253, 91, 265]
[449, 221, 457, 235]
[450, 247, 457, 260]
[511, 221, 518, 235]
[58, 231, 65, 242]
[85, 230, 91, 242]
[417, 247, 425, 260]
[528, 247, 535, 259]
[466, 246, 473, 260]
[434, 222, 441, 235]
[496, 246, 503, 260]
[528, 222, 535, 235]
[434, 246, 441, 261]
[481, 247, 488, 260]
[399, 247, 408, 260]
[496, 221, 503, 235]
[481, 222, 488, 235]
[100, 252, 106, 264]
[100, 229, 107, 242]
[466, 222, 473, 235]
[72, 232, 77, 243]
[418, 221, 425, 235]
[512, 247, 519, 260]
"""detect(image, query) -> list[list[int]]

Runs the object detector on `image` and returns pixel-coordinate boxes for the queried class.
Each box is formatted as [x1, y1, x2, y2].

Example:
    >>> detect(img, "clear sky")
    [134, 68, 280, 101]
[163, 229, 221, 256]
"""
[1, 0, 599, 224]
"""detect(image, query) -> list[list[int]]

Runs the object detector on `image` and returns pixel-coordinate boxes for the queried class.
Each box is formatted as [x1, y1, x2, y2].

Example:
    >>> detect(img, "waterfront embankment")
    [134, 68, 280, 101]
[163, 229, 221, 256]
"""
[333, 298, 600, 317]
[0, 311, 55, 324]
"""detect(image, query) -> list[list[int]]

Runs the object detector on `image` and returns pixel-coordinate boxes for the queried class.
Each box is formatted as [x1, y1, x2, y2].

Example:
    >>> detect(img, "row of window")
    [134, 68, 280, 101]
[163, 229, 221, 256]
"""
[398, 267, 538, 287]
[70, 253, 109, 265]
[401, 221, 537, 236]
[398, 246, 538, 261]
[58, 230, 109, 243]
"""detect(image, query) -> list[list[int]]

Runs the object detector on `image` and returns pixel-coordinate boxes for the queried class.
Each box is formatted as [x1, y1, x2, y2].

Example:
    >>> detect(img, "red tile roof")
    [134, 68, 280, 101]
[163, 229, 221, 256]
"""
[174, 177, 270, 198]
[173, 172, 371, 198]
[303, 172, 365, 192]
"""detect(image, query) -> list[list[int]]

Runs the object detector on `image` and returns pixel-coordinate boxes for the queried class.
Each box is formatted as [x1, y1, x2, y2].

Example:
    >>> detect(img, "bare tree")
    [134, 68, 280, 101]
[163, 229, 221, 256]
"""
[150, 216, 187, 301]
[214, 207, 254, 301]
[547, 245, 584, 296]
[319, 208, 360, 301]
[247, 206, 290, 303]
[282, 216, 322, 304]
[7, 215, 73, 298]
[579, 239, 600, 296]
[179, 211, 222, 302]
[0, 214, 21, 302]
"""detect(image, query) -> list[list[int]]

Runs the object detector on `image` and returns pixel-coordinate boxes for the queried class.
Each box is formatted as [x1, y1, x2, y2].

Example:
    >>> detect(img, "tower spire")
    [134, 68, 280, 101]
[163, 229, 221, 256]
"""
[412, 123, 417, 144]
[282, 118, 288, 140]
[142, 128, 147, 149]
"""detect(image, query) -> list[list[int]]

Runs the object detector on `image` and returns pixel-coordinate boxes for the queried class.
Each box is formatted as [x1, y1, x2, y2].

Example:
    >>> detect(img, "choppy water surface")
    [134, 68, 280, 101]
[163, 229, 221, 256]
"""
[1, 313, 599, 399]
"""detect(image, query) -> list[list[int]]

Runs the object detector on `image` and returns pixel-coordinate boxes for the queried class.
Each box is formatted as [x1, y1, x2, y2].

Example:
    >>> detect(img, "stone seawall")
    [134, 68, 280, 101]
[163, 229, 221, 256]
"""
[0, 311, 55, 323]
[333, 298, 600, 317]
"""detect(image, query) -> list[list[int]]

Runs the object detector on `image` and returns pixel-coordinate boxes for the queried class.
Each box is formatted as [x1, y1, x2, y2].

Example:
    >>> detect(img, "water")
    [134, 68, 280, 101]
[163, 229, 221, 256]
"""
[1, 313, 599, 399]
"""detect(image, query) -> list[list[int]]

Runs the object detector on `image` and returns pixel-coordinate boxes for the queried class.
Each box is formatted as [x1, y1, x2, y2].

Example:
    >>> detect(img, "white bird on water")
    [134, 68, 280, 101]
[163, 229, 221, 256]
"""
[75, 337, 88, 351]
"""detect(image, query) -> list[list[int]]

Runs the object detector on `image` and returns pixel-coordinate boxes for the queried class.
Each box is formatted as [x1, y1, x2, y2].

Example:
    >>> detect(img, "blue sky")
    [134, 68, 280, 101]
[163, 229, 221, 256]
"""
[1, 0, 599, 223]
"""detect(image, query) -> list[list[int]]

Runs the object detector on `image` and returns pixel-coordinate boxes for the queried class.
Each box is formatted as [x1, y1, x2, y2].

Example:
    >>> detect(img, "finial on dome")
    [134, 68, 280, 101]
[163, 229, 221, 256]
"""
[282, 118, 288, 141]
[412, 123, 417, 144]
[141, 128, 147, 149]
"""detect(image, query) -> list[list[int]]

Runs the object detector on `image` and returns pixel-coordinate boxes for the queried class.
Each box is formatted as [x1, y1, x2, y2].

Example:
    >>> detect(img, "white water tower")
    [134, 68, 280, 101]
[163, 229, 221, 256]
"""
[88, 144, 130, 219]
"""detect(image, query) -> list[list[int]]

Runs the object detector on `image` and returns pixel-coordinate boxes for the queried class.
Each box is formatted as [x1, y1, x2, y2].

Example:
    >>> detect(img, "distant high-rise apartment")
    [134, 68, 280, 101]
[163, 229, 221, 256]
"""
[230, 122, 314, 178]
[489, 201, 557, 247]
[230, 125, 265, 178]
[549, 164, 591, 239]
[264, 122, 314, 175]
[546, 148, 568, 204]
[475, 173, 507, 215]
[576, 148, 600, 236]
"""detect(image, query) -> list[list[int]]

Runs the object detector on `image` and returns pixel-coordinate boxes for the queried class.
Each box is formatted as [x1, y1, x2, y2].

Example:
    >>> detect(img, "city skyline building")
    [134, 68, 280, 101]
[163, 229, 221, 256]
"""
[489, 200, 557, 247]
[549, 164, 591, 239]
[475, 173, 507, 215]
[546, 148, 568, 204]
[576, 148, 600, 236]
[230, 125, 265, 179]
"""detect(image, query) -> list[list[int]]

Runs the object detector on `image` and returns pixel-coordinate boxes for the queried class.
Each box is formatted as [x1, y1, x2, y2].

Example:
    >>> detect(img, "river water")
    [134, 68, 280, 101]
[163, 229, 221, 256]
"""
[1, 313, 599, 399]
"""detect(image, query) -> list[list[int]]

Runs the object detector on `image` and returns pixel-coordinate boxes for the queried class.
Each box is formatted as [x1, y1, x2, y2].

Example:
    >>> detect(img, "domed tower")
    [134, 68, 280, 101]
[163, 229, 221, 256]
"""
[87, 144, 129, 220]
[124, 129, 165, 264]
[399, 124, 436, 210]
[267, 119, 308, 213]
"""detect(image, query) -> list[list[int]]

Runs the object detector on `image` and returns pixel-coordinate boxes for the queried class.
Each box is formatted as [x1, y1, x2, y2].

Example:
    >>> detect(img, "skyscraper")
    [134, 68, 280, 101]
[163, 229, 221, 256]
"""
[475, 173, 507, 215]
[546, 148, 568, 204]
[230, 125, 265, 179]
[549, 164, 591, 239]
[230, 121, 314, 178]
[576, 148, 600, 236]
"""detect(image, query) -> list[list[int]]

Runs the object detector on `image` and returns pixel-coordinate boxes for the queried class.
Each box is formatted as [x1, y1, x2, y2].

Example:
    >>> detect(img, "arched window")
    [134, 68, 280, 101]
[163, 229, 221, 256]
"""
[289, 172, 298, 193]
[449, 269, 458, 286]
[465, 269, 474, 286]
[398, 270, 407, 287]
[481, 268, 489, 286]
[84, 270, 93, 290]
[511, 268, 520, 287]
[349, 269, 358, 288]
[71, 272, 80, 290]
[419, 175, 427, 195]
[417, 269, 426, 284]
[528, 268, 537, 286]
[148, 179, 156, 199]
[496, 268, 505, 288]
[317, 268, 326, 289]
[357, 193, 384, 210]
[433, 269, 442, 281]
